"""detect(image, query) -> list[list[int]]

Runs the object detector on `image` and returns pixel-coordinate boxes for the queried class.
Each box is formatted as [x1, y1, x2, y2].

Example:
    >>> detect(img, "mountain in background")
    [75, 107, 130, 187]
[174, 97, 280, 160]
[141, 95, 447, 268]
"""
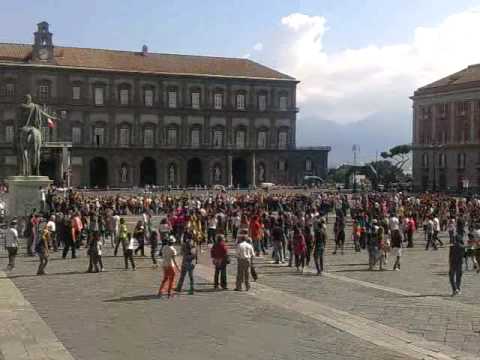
[296, 111, 412, 168]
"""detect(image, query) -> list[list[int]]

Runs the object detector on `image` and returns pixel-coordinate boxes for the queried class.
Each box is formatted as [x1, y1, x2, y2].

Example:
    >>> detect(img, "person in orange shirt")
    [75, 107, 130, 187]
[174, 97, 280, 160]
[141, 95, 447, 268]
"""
[249, 215, 264, 256]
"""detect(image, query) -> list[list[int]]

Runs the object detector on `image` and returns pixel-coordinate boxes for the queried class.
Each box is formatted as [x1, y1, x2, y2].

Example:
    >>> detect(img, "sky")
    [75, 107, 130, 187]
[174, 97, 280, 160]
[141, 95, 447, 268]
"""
[2, 0, 480, 165]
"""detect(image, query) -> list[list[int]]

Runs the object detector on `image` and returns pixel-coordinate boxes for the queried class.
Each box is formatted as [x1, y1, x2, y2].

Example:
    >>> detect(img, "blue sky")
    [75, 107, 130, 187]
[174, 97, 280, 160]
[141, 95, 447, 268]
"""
[2, 0, 480, 164]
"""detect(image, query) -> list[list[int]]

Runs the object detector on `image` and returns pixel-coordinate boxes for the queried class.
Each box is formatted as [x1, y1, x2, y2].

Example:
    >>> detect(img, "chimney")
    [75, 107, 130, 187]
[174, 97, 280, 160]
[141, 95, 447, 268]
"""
[142, 44, 148, 56]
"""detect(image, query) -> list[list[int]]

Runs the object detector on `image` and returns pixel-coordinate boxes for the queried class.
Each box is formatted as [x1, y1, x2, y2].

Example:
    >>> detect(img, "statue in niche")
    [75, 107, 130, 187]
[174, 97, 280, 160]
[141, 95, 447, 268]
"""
[169, 164, 176, 184]
[258, 164, 265, 182]
[214, 165, 221, 182]
[120, 164, 128, 183]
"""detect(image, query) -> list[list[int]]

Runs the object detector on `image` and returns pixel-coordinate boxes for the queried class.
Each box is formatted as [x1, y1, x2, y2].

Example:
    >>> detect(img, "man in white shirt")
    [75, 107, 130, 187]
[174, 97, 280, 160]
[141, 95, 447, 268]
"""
[235, 235, 255, 291]
[46, 215, 57, 251]
[433, 216, 444, 247]
[5, 220, 18, 271]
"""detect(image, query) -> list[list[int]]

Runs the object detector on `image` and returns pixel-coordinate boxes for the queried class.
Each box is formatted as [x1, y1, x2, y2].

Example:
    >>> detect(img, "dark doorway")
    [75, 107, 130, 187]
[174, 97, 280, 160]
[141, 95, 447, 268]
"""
[90, 157, 108, 188]
[187, 158, 203, 185]
[232, 157, 248, 188]
[39, 158, 56, 181]
[140, 157, 157, 186]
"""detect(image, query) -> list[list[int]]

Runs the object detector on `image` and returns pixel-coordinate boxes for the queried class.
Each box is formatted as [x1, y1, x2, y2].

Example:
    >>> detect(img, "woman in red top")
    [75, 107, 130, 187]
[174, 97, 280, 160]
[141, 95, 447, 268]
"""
[249, 215, 263, 256]
[293, 226, 307, 273]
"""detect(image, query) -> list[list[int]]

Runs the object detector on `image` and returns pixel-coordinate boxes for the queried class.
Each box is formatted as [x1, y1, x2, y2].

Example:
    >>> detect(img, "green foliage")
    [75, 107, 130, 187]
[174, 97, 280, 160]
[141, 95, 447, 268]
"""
[367, 160, 404, 186]
[380, 143, 411, 170]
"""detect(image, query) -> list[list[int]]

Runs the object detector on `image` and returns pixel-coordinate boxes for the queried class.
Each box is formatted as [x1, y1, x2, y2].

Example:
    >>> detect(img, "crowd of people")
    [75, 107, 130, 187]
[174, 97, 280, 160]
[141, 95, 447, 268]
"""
[2, 188, 480, 297]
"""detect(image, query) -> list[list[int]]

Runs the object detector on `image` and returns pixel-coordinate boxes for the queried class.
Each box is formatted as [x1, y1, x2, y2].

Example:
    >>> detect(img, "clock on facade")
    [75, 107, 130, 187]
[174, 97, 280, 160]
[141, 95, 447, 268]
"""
[38, 48, 49, 60]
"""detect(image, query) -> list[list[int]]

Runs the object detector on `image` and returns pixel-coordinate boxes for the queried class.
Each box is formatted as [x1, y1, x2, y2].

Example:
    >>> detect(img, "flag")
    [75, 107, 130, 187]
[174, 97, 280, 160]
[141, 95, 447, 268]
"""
[47, 118, 56, 129]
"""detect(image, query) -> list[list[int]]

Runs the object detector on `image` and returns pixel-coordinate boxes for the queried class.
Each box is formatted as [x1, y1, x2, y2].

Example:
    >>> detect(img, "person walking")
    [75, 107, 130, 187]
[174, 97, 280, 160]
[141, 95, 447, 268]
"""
[62, 216, 76, 259]
[390, 214, 403, 271]
[134, 220, 146, 256]
[271, 219, 284, 264]
[124, 232, 136, 271]
[211, 234, 229, 290]
[175, 237, 196, 295]
[114, 217, 128, 257]
[46, 215, 57, 251]
[150, 228, 160, 268]
[293, 226, 306, 273]
[449, 220, 466, 296]
[158, 236, 180, 298]
[313, 217, 326, 275]
[235, 235, 255, 291]
[5, 219, 19, 271]
[36, 222, 50, 275]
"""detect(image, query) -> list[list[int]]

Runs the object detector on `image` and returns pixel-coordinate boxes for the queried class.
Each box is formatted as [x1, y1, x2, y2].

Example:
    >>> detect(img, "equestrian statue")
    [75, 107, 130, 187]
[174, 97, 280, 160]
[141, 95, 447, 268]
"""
[17, 94, 58, 176]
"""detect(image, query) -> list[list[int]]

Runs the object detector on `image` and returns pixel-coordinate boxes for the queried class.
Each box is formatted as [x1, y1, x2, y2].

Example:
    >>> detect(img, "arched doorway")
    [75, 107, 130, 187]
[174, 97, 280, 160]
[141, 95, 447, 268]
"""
[187, 158, 203, 186]
[140, 157, 157, 186]
[39, 158, 56, 181]
[232, 158, 248, 188]
[90, 157, 108, 188]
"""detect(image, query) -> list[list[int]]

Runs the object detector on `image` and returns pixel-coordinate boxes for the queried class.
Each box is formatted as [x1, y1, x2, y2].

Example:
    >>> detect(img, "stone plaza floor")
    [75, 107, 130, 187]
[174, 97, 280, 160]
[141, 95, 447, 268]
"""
[1, 218, 480, 360]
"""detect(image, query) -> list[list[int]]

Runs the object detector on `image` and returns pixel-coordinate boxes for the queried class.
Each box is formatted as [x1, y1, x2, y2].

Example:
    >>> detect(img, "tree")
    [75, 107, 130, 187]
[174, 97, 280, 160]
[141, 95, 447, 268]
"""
[380, 144, 411, 171]
[368, 160, 404, 186]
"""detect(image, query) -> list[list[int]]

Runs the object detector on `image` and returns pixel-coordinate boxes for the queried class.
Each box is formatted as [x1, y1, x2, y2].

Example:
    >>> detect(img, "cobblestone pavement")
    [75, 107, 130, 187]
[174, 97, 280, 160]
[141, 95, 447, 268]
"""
[1, 218, 480, 359]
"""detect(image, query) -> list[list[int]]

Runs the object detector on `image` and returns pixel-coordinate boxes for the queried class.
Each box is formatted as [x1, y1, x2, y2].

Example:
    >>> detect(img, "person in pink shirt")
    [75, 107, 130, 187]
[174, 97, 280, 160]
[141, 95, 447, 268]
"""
[293, 226, 307, 273]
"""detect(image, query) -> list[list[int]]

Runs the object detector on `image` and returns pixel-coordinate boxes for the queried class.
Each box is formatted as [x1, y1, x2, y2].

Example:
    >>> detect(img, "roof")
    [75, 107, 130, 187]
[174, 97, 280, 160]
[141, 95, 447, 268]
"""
[0, 43, 295, 81]
[414, 64, 480, 96]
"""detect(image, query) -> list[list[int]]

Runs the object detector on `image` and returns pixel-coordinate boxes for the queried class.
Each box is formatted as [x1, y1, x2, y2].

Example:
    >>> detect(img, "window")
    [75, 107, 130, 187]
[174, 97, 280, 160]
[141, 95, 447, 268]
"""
[278, 159, 287, 172]
[191, 92, 200, 109]
[120, 88, 129, 105]
[119, 127, 130, 146]
[438, 153, 446, 169]
[422, 153, 429, 169]
[94, 127, 105, 146]
[5, 125, 14, 143]
[214, 93, 223, 110]
[167, 127, 177, 145]
[72, 127, 81, 144]
[168, 90, 177, 108]
[213, 128, 223, 147]
[258, 94, 267, 111]
[236, 93, 245, 110]
[457, 153, 466, 169]
[94, 87, 104, 105]
[278, 130, 288, 148]
[191, 128, 200, 147]
[1, 83, 15, 97]
[72, 86, 81, 100]
[236, 129, 246, 148]
[257, 130, 267, 148]
[144, 128, 154, 147]
[144, 89, 154, 107]
[279, 95, 288, 111]
[305, 159, 312, 172]
[39, 84, 49, 102]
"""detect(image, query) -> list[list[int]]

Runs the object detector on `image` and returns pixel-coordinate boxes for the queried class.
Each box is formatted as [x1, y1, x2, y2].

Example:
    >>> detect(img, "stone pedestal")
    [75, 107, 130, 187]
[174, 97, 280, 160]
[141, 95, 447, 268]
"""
[5, 176, 52, 218]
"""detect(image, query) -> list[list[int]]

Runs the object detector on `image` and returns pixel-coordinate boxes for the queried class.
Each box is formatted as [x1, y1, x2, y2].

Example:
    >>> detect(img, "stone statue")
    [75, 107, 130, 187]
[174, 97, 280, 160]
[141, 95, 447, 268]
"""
[169, 164, 175, 183]
[214, 166, 221, 182]
[18, 94, 58, 176]
[259, 164, 265, 182]
[120, 164, 128, 183]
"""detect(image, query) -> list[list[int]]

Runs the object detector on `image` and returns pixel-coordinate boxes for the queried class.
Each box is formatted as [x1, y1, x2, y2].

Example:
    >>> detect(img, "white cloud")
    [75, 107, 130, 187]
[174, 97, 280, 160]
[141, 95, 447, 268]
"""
[277, 10, 480, 124]
[253, 42, 263, 51]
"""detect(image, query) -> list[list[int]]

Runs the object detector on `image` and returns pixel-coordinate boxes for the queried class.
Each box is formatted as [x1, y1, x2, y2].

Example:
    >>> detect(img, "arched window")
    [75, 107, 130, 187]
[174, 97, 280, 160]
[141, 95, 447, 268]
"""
[143, 127, 154, 147]
[191, 126, 201, 147]
[235, 127, 247, 148]
[235, 90, 247, 110]
[118, 84, 131, 105]
[214, 88, 224, 110]
[37, 79, 51, 102]
[143, 86, 154, 107]
[167, 87, 178, 108]
[278, 127, 289, 149]
[166, 125, 178, 146]
[257, 128, 268, 148]
[212, 125, 224, 148]
[119, 124, 130, 147]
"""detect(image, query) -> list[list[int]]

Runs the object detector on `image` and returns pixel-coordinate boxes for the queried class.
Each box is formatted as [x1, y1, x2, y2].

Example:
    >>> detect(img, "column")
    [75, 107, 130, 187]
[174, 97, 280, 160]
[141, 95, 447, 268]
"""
[251, 152, 256, 186]
[431, 104, 436, 143]
[470, 101, 475, 143]
[228, 154, 233, 187]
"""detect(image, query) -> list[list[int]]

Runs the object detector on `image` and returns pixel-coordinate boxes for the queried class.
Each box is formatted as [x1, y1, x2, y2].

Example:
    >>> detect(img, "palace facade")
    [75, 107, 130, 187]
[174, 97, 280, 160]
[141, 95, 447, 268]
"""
[412, 64, 480, 192]
[0, 22, 330, 188]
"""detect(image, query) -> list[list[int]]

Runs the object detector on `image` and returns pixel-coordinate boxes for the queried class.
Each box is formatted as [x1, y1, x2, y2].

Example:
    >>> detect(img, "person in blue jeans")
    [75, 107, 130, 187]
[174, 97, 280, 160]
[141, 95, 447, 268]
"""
[449, 219, 465, 296]
[175, 237, 196, 295]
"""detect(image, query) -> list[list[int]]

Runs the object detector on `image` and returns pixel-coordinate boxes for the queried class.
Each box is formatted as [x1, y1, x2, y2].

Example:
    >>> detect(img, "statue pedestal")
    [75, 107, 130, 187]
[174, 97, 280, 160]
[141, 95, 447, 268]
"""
[5, 176, 53, 218]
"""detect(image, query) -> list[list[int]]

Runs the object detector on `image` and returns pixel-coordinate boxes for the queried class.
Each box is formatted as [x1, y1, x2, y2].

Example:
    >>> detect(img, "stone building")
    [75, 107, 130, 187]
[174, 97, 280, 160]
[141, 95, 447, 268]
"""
[412, 64, 480, 192]
[0, 22, 330, 188]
